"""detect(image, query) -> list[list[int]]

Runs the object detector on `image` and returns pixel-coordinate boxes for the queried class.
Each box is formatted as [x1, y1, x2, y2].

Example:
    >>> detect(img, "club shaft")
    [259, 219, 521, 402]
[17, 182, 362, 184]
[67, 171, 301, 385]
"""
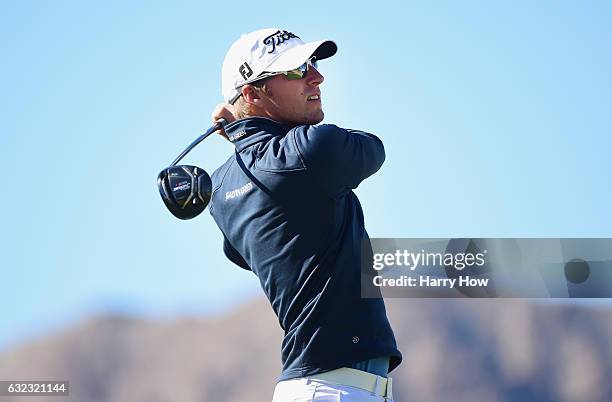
[170, 119, 227, 167]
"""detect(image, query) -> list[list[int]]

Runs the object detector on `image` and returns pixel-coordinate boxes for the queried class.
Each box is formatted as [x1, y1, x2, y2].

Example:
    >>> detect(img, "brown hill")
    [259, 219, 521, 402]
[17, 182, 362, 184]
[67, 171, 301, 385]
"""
[1, 299, 611, 402]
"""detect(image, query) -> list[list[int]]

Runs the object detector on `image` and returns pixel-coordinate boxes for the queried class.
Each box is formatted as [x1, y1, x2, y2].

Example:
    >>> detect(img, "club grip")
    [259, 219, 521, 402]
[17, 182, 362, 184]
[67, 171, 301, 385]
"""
[215, 118, 228, 129]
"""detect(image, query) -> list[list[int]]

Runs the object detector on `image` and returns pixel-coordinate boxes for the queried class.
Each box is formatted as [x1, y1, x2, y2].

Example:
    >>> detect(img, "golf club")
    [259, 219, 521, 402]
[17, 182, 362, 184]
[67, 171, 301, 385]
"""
[157, 119, 227, 220]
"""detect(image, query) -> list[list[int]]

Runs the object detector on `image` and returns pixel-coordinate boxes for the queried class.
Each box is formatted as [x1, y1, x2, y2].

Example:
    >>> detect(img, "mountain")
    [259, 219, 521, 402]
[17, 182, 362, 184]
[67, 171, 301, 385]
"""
[1, 299, 611, 402]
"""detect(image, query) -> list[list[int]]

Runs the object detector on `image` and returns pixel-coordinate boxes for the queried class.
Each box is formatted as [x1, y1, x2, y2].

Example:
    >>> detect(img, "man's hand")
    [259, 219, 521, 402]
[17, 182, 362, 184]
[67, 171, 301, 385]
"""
[211, 103, 236, 139]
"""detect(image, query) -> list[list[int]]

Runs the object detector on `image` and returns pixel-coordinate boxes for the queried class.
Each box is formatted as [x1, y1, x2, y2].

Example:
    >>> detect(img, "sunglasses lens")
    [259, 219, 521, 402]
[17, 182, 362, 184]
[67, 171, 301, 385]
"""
[285, 59, 318, 80]
[285, 69, 305, 80]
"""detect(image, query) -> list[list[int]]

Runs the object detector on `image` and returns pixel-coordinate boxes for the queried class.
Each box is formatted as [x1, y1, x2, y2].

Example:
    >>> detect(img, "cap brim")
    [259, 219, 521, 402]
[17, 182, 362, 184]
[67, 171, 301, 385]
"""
[264, 40, 337, 73]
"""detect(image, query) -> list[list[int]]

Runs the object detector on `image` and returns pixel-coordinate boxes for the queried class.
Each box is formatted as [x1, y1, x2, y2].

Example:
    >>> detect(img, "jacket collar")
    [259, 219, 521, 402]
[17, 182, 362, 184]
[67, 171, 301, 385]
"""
[224, 117, 291, 152]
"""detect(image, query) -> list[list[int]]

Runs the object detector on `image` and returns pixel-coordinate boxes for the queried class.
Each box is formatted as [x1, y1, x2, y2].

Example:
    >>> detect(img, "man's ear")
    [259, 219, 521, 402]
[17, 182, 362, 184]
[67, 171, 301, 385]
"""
[242, 85, 263, 105]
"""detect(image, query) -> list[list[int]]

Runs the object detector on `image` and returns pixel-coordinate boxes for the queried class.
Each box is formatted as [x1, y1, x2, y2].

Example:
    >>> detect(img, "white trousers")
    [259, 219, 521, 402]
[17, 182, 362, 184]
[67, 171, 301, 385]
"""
[272, 378, 393, 402]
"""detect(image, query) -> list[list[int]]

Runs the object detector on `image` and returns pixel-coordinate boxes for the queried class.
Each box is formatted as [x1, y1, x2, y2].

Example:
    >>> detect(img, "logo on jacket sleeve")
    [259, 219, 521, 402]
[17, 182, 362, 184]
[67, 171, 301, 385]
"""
[225, 181, 253, 200]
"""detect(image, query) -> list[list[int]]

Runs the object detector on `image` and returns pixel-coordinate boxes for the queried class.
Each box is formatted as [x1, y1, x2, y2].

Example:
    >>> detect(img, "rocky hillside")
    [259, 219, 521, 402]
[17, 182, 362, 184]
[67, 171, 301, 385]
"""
[1, 299, 611, 402]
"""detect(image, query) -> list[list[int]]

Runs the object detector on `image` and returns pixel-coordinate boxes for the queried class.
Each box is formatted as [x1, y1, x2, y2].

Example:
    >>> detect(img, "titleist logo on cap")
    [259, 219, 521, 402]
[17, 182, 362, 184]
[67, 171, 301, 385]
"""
[262, 30, 300, 54]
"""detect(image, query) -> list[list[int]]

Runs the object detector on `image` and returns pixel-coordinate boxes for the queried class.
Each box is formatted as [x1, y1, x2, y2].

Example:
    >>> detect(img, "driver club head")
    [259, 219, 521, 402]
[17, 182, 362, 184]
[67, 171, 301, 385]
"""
[157, 165, 212, 220]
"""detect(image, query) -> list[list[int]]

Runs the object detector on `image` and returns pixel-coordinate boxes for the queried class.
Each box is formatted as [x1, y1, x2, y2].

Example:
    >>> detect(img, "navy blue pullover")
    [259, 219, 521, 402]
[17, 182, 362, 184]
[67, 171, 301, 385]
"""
[208, 117, 402, 381]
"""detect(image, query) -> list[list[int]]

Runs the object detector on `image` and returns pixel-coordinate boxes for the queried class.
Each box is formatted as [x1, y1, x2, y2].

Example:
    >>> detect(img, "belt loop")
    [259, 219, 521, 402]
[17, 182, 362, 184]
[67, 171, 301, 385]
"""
[386, 377, 393, 400]
[373, 375, 380, 396]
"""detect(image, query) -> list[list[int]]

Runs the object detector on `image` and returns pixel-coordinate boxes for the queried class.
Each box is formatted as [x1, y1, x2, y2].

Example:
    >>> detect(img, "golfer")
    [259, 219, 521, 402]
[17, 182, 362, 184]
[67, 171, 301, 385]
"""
[209, 28, 402, 401]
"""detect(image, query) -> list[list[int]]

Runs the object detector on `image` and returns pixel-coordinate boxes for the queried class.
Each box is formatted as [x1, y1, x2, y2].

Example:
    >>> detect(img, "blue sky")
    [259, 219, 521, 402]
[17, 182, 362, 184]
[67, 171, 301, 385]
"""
[1, 1, 611, 350]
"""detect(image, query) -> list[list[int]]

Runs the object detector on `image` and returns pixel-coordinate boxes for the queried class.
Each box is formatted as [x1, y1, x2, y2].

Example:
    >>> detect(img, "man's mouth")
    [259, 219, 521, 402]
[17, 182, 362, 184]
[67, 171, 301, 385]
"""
[307, 95, 320, 101]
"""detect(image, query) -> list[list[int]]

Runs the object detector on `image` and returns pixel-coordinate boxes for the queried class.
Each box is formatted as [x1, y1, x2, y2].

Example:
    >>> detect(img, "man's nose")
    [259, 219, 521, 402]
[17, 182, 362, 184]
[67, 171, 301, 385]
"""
[307, 66, 324, 86]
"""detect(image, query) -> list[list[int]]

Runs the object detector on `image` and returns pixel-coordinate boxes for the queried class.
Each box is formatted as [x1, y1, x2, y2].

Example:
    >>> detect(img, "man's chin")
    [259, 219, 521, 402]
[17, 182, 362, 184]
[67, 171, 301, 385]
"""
[307, 110, 324, 125]
[286, 110, 324, 126]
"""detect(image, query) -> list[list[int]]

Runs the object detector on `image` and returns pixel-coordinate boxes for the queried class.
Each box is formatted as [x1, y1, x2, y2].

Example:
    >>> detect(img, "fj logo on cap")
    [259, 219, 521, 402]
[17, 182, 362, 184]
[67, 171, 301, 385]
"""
[239, 62, 253, 80]
[262, 30, 300, 54]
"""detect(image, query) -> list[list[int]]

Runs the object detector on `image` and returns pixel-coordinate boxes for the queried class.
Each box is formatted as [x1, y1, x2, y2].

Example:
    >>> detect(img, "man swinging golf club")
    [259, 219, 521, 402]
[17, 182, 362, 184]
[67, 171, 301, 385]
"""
[209, 28, 402, 401]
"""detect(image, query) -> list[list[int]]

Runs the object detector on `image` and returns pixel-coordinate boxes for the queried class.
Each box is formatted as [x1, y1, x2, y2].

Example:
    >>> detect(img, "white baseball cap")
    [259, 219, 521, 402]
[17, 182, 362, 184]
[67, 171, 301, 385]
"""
[221, 28, 337, 104]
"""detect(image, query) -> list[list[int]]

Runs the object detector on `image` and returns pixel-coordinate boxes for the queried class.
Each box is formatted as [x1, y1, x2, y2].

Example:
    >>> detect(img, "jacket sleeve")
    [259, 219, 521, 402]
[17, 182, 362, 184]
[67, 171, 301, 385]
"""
[223, 235, 251, 271]
[293, 124, 386, 198]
